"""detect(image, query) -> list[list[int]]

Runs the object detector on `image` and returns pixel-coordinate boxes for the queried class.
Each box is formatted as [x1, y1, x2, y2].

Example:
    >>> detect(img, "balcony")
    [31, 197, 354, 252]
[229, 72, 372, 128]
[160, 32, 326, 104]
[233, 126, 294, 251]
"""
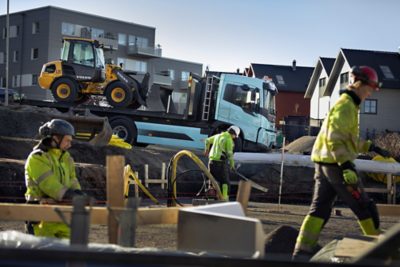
[153, 73, 172, 86]
[127, 45, 162, 58]
[97, 36, 118, 51]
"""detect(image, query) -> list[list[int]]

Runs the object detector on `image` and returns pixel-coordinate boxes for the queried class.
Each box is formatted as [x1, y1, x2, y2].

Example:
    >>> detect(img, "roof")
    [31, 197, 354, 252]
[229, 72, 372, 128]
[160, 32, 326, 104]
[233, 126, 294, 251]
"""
[250, 63, 314, 93]
[304, 57, 335, 98]
[324, 48, 400, 96]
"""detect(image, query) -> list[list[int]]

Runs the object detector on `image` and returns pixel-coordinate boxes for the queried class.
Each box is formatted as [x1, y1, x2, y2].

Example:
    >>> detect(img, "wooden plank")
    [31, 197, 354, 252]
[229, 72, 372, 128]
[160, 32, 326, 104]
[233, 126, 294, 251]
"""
[0, 203, 180, 225]
[377, 204, 400, 217]
[235, 180, 252, 215]
[106, 155, 125, 244]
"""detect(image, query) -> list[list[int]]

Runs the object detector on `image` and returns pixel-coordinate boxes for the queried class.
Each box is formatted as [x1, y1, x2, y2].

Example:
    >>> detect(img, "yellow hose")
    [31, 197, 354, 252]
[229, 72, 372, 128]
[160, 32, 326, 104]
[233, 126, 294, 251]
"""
[123, 165, 159, 204]
[170, 150, 224, 206]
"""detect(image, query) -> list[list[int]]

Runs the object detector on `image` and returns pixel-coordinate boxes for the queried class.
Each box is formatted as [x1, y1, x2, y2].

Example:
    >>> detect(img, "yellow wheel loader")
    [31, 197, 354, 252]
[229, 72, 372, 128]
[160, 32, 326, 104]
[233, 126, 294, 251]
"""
[38, 37, 149, 109]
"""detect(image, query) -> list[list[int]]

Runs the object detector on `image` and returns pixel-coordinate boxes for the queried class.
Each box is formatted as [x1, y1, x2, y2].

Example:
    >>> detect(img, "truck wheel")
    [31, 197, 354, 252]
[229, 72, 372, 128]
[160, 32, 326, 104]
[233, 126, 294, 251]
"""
[51, 77, 78, 102]
[106, 81, 133, 108]
[110, 117, 136, 145]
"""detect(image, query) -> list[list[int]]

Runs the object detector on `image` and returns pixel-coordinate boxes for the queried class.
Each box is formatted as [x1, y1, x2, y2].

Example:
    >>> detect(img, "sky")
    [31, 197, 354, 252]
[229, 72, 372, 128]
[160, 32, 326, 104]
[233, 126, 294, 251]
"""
[2, 0, 400, 72]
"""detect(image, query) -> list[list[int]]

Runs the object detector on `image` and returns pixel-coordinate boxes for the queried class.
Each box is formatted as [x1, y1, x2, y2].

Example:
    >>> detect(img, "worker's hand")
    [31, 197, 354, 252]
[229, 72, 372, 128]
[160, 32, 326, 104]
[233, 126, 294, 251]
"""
[204, 150, 209, 157]
[63, 189, 86, 200]
[343, 169, 358, 184]
[369, 144, 391, 158]
[340, 161, 358, 184]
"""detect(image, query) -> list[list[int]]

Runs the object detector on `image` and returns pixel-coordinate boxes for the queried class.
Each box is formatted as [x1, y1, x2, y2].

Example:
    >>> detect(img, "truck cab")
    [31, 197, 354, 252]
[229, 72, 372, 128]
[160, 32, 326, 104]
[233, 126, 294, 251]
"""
[204, 74, 277, 151]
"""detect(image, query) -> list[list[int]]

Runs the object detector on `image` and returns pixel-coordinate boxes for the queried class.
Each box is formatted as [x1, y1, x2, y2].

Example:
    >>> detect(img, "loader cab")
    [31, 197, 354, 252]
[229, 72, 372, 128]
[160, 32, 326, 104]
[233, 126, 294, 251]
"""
[61, 38, 105, 82]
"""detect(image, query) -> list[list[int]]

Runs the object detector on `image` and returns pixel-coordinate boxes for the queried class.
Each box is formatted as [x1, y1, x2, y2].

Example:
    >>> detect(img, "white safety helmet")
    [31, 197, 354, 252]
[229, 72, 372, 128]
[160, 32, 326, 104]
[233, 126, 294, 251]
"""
[227, 125, 240, 137]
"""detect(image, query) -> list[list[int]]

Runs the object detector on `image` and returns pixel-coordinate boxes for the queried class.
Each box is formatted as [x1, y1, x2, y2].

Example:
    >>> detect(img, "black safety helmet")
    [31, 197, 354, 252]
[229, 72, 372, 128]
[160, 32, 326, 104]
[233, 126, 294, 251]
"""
[39, 119, 75, 138]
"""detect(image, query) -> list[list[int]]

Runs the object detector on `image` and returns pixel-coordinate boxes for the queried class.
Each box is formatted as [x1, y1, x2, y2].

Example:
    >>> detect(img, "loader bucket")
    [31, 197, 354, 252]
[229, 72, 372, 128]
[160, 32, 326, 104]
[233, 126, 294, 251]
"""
[52, 115, 112, 146]
[146, 84, 177, 113]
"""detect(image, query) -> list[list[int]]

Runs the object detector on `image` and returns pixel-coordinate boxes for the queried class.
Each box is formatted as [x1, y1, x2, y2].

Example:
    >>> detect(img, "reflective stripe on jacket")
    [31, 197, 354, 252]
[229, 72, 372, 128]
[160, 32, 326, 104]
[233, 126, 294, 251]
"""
[311, 91, 370, 165]
[205, 131, 235, 168]
[25, 148, 81, 202]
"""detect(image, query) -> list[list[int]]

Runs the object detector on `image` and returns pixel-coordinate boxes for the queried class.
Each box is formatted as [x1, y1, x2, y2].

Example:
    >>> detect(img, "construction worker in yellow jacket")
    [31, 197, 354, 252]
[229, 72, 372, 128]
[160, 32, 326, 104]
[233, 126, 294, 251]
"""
[204, 125, 240, 200]
[292, 66, 390, 260]
[25, 119, 84, 238]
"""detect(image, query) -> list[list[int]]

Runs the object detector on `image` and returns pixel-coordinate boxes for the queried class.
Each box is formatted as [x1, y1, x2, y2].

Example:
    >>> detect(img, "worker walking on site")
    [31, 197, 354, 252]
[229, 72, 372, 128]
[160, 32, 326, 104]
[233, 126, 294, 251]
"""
[204, 125, 240, 200]
[292, 66, 391, 260]
[25, 119, 84, 238]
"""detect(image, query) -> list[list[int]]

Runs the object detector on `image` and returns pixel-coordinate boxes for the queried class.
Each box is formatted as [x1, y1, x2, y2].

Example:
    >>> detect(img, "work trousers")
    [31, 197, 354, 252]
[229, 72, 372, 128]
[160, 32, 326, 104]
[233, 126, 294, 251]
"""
[309, 163, 374, 223]
[208, 160, 230, 190]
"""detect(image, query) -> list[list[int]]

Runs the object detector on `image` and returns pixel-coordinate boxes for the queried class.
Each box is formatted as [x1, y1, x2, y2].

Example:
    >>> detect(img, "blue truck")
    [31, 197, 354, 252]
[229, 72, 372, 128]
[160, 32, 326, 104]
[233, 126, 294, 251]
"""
[26, 72, 277, 151]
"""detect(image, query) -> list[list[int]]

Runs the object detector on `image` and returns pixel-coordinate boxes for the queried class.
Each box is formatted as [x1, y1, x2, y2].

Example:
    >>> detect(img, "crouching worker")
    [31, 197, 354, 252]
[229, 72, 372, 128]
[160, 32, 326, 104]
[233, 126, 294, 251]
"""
[204, 125, 240, 201]
[25, 119, 84, 238]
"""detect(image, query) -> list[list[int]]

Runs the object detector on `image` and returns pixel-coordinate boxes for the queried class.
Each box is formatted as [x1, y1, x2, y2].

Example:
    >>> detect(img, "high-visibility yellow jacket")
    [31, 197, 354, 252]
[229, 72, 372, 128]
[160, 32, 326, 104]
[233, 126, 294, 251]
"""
[25, 148, 81, 202]
[311, 91, 370, 165]
[205, 131, 235, 168]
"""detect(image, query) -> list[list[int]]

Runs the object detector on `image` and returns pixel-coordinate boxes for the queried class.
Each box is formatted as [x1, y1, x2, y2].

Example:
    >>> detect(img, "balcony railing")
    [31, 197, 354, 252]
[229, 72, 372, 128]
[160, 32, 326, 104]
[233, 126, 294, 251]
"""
[127, 45, 162, 58]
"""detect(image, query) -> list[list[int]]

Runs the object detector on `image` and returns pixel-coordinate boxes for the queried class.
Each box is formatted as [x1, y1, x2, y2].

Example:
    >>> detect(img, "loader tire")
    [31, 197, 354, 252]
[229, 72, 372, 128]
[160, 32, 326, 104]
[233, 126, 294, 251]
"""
[51, 77, 79, 103]
[106, 81, 133, 108]
[110, 117, 136, 145]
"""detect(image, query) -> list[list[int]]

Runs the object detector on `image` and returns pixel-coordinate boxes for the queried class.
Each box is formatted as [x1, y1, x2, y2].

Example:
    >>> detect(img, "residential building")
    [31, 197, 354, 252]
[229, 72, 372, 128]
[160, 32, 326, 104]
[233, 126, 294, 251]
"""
[0, 6, 202, 103]
[304, 57, 335, 127]
[324, 48, 400, 138]
[246, 61, 313, 141]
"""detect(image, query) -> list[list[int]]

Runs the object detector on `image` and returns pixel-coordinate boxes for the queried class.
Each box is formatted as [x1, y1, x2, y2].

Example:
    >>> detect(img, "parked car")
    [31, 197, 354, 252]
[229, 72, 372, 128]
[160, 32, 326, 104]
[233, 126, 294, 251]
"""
[0, 88, 16, 103]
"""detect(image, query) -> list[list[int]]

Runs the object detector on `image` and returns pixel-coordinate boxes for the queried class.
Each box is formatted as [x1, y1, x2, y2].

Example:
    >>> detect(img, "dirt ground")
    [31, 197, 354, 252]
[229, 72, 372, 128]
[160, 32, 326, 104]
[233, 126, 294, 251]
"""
[0, 103, 399, 259]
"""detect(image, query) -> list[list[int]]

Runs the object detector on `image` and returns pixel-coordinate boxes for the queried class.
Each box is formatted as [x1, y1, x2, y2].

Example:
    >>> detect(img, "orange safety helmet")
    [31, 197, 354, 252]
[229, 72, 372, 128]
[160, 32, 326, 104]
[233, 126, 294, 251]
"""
[351, 66, 380, 90]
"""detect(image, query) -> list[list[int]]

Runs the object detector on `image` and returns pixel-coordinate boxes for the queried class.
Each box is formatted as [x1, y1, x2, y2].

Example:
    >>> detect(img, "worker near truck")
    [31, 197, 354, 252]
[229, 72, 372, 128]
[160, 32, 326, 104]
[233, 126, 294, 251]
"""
[204, 125, 240, 200]
[24, 119, 84, 238]
[292, 66, 391, 260]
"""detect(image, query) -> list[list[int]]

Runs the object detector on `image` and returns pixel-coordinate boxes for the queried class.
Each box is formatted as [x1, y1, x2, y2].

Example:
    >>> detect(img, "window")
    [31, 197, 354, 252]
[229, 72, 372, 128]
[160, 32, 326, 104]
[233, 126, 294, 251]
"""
[12, 75, 20, 87]
[91, 28, 104, 39]
[31, 48, 39, 60]
[72, 42, 95, 67]
[128, 35, 148, 48]
[9, 25, 19, 38]
[340, 72, 349, 84]
[223, 83, 255, 109]
[32, 74, 38, 86]
[168, 69, 175, 80]
[61, 22, 90, 38]
[13, 50, 18, 62]
[32, 22, 40, 34]
[0, 52, 4, 64]
[181, 71, 190, 81]
[318, 77, 326, 88]
[362, 99, 377, 114]
[379, 65, 394, 79]
[118, 33, 126, 46]
[276, 75, 285, 85]
[2, 28, 5, 39]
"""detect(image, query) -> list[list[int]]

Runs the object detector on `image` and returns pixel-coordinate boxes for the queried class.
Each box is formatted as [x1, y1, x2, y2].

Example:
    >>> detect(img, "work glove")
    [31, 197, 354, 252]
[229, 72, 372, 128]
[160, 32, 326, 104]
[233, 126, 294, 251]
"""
[369, 144, 391, 158]
[341, 161, 358, 184]
[63, 189, 86, 200]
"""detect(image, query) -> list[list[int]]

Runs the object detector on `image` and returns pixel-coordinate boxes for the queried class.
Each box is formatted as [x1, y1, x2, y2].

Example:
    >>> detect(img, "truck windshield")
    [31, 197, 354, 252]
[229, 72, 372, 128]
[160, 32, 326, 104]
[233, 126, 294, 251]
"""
[263, 90, 276, 115]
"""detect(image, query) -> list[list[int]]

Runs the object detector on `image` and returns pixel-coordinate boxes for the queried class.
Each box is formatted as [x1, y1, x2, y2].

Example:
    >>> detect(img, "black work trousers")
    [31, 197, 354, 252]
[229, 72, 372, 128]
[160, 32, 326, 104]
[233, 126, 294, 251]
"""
[208, 160, 230, 189]
[308, 163, 374, 223]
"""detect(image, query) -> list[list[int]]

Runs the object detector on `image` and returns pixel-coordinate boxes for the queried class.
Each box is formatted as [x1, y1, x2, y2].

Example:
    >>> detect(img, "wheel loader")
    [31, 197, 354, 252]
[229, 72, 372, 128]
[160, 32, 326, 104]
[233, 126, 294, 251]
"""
[38, 37, 149, 109]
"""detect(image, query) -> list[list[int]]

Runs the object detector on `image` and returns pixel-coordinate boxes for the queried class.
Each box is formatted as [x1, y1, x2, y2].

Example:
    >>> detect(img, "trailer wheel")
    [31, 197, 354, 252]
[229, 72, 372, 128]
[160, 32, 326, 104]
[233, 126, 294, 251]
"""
[110, 117, 136, 145]
[106, 81, 133, 108]
[51, 77, 78, 102]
